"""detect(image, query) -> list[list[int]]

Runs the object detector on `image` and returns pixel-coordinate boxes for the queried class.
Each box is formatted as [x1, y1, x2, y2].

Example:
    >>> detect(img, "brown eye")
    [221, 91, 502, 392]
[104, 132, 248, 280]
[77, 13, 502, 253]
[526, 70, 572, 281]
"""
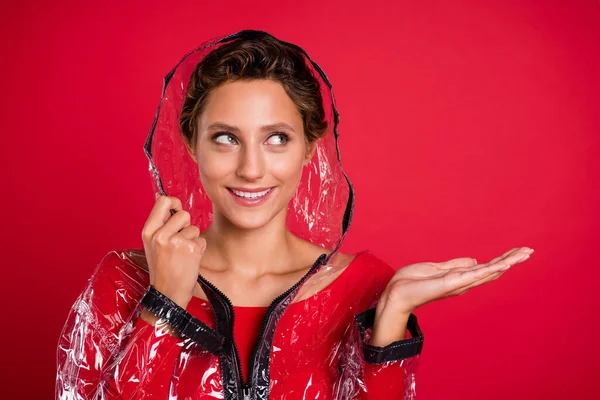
[265, 133, 289, 145]
[214, 133, 238, 145]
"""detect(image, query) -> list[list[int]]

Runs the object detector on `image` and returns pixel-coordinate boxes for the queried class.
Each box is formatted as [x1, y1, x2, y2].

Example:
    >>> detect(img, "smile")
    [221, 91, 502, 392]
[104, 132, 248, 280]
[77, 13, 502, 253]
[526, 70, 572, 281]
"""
[230, 188, 272, 199]
[226, 187, 276, 207]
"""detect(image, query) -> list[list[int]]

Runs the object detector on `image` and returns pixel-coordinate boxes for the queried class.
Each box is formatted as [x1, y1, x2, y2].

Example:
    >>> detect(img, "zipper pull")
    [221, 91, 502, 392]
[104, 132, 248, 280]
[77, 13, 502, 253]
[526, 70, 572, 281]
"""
[242, 384, 251, 400]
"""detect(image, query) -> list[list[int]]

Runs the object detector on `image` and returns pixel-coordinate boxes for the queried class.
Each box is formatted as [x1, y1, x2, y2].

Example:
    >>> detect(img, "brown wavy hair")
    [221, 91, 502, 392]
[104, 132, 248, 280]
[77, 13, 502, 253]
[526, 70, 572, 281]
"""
[179, 34, 328, 150]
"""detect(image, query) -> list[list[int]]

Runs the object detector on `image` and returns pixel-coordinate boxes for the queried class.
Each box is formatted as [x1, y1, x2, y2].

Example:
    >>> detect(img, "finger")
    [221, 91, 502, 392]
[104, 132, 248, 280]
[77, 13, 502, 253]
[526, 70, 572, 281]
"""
[143, 196, 183, 237]
[443, 248, 520, 271]
[174, 225, 201, 241]
[436, 247, 524, 271]
[446, 271, 504, 297]
[484, 248, 532, 271]
[486, 247, 532, 267]
[156, 210, 191, 239]
[431, 248, 534, 297]
[439, 261, 514, 295]
[446, 248, 534, 296]
[436, 247, 533, 280]
[192, 237, 207, 255]
[443, 248, 521, 273]
[173, 231, 206, 255]
[436, 257, 478, 270]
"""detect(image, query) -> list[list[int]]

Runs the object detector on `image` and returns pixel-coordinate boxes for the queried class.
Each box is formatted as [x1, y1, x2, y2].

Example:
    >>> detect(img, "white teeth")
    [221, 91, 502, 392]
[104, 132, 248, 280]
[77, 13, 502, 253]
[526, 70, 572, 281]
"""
[231, 188, 272, 199]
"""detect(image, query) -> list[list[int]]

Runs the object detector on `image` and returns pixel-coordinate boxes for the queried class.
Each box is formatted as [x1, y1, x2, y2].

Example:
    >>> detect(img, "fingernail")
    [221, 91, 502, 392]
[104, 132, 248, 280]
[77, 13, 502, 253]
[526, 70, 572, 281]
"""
[472, 258, 478, 264]
[528, 249, 535, 255]
[500, 264, 511, 271]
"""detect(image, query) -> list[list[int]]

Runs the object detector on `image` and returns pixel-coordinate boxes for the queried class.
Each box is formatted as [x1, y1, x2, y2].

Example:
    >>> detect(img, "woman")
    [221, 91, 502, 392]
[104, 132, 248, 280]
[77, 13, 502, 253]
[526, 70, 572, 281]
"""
[55, 30, 533, 400]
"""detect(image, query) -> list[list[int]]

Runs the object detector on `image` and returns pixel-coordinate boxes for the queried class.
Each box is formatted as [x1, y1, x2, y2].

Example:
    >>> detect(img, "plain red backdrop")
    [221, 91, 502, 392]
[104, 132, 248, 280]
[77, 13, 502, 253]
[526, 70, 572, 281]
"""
[1, 0, 599, 399]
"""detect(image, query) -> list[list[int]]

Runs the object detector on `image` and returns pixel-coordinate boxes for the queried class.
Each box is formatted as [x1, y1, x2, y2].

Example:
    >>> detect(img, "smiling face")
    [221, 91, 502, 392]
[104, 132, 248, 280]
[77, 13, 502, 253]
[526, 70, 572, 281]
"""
[190, 79, 317, 230]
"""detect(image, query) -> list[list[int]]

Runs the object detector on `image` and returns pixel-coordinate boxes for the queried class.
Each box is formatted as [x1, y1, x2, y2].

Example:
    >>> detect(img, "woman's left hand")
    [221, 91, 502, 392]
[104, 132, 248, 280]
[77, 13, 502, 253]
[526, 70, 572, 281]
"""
[369, 246, 534, 347]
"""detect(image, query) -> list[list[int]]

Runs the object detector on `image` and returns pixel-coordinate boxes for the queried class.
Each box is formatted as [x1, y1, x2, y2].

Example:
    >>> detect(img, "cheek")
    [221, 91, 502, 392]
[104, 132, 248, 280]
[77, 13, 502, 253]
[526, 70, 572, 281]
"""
[196, 151, 234, 184]
[268, 152, 305, 183]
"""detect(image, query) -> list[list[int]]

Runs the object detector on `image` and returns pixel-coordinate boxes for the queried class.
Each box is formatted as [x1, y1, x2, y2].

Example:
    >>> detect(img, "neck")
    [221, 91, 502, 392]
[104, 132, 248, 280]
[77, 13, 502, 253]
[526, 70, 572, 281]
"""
[202, 208, 296, 277]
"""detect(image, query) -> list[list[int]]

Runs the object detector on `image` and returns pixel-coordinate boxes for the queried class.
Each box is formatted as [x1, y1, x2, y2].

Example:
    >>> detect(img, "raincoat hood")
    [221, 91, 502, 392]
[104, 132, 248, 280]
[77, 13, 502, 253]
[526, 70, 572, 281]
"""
[144, 29, 353, 257]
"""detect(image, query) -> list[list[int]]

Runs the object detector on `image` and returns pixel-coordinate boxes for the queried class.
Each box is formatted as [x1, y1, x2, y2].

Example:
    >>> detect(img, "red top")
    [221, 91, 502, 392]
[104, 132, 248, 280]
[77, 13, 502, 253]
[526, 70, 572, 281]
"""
[189, 297, 267, 383]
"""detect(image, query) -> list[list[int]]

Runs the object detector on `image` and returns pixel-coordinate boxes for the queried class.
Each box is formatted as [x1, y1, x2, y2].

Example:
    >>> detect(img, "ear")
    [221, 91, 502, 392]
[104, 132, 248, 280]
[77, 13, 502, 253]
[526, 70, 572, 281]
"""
[302, 140, 318, 166]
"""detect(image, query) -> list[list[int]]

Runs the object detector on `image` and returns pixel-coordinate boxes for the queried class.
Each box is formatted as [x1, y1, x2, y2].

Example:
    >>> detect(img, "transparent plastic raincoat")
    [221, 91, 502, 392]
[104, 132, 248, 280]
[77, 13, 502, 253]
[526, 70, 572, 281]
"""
[55, 30, 424, 400]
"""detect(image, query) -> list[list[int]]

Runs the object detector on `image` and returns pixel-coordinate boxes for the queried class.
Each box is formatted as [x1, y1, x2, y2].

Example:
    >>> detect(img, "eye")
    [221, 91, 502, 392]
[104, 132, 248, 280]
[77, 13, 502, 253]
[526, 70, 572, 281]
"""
[265, 133, 289, 146]
[213, 132, 238, 145]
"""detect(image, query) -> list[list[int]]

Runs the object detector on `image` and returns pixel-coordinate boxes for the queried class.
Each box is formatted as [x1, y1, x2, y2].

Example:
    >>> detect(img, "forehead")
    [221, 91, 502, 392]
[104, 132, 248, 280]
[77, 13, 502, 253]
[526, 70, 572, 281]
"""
[198, 80, 302, 128]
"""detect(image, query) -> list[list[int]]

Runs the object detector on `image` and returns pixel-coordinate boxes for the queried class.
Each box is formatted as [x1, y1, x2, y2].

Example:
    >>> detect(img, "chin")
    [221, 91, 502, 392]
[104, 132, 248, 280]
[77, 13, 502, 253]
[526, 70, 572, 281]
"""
[222, 210, 277, 230]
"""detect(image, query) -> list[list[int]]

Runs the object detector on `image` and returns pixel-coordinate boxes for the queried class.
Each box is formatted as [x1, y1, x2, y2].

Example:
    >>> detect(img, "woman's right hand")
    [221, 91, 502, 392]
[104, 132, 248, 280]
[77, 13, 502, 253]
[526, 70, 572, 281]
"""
[141, 194, 206, 309]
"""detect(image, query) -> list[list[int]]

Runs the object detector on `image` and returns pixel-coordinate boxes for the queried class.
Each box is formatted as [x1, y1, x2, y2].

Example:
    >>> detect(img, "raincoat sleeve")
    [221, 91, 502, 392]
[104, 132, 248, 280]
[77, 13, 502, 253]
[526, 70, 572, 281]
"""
[336, 261, 424, 400]
[353, 308, 424, 399]
[55, 250, 222, 399]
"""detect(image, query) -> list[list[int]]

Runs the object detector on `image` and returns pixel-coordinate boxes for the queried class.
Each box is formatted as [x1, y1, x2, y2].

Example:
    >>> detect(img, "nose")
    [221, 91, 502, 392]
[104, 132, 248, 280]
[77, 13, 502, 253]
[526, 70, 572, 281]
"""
[236, 144, 266, 182]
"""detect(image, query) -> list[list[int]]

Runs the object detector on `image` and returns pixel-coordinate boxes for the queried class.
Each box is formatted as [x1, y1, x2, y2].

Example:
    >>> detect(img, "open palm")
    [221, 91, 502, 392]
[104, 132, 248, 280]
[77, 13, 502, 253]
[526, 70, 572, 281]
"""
[378, 247, 534, 315]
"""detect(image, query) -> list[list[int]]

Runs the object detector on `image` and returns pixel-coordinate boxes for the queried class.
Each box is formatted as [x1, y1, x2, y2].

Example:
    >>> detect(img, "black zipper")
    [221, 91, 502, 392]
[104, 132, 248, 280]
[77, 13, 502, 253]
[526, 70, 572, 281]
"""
[242, 384, 251, 400]
[196, 274, 245, 396]
[246, 253, 327, 390]
[197, 253, 327, 398]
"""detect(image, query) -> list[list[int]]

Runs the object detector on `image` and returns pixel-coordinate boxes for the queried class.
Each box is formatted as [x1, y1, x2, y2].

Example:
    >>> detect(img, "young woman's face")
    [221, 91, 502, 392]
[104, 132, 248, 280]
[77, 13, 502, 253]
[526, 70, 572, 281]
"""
[193, 79, 316, 230]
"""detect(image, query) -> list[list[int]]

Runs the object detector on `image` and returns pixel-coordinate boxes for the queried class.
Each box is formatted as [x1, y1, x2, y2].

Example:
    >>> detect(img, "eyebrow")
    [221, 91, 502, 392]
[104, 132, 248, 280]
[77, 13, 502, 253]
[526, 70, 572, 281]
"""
[205, 122, 296, 133]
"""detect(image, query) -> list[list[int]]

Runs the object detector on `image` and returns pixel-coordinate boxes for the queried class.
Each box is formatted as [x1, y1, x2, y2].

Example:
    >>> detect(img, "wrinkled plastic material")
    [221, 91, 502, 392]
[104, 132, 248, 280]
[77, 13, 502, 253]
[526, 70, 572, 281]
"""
[56, 30, 424, 399]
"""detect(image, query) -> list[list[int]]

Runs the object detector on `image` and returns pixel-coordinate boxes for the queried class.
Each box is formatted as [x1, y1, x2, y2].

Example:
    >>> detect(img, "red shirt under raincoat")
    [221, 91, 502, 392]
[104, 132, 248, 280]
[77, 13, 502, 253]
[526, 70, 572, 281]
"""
[55, 30, 424, 400]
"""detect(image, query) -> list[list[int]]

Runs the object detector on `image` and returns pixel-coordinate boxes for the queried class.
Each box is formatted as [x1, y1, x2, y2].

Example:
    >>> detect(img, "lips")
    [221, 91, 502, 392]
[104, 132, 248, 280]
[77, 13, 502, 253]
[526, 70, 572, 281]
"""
[226, 186, 276, 207]
[229, 187, 273, 199]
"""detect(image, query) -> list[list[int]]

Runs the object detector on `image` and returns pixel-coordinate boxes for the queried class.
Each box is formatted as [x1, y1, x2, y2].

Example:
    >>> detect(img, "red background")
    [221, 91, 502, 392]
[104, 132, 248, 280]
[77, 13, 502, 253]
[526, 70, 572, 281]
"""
[1, 0, 599, 398]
